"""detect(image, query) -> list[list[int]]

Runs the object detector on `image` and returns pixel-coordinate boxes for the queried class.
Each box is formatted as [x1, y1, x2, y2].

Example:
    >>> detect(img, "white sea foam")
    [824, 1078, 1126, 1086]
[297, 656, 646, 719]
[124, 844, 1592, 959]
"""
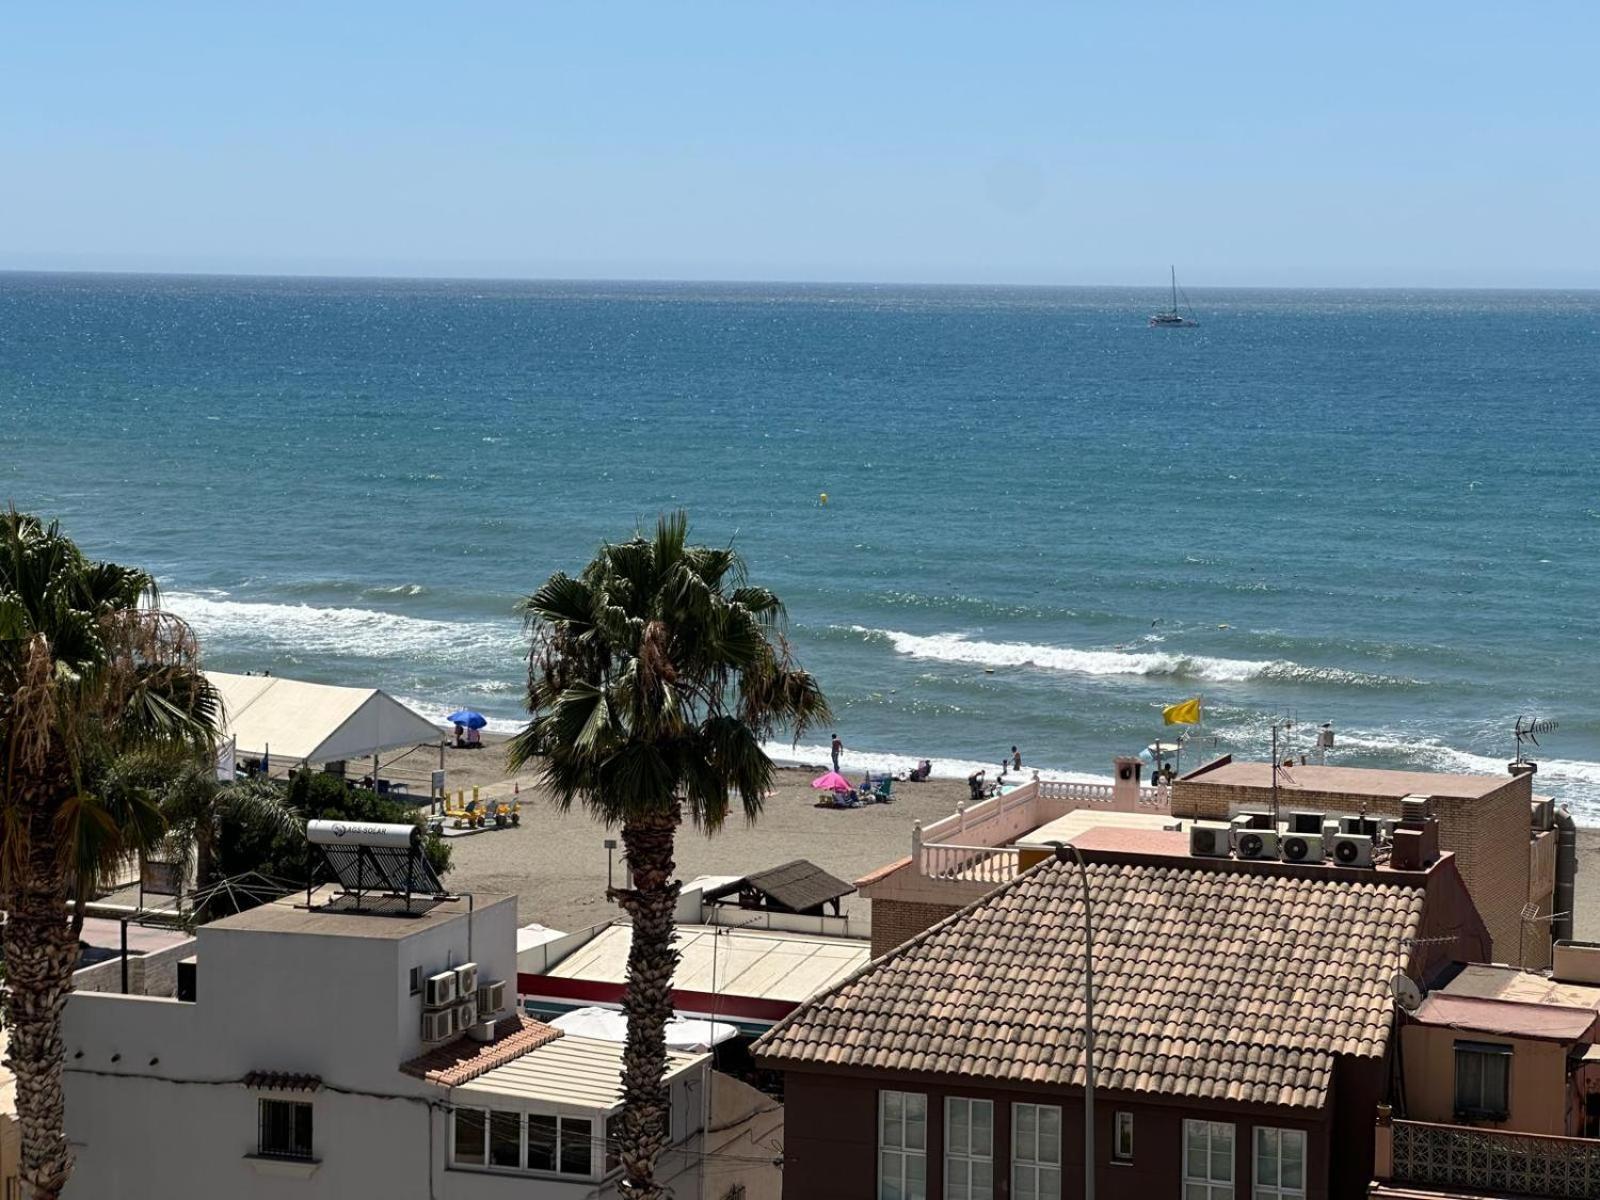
[762, 740, 1106, 786]
[165, 592, 519, 662]
[853, 627, 1412, 688]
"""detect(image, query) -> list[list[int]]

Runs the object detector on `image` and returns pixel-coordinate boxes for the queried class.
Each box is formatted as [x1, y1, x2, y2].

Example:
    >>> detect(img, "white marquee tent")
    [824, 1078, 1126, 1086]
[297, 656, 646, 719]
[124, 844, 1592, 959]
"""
[206, 671, 444, 766]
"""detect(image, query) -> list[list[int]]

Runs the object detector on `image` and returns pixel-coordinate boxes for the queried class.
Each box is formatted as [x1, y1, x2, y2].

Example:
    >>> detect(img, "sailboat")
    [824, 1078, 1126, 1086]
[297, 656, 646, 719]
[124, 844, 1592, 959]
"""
[1149, 266, 1198, 327]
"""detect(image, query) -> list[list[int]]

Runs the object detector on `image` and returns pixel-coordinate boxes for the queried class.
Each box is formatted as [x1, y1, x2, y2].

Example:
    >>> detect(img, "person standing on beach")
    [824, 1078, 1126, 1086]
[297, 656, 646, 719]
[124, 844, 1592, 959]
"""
[1011, 745, 1022, 771]
[831, 733, 843, 771]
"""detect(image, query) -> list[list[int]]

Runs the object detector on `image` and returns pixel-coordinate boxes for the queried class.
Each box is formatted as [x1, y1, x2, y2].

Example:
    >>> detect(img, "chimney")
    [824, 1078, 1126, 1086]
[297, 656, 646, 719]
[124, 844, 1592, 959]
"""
[1508, 761, 1537, 777]
[1112, 757, 1142, 809]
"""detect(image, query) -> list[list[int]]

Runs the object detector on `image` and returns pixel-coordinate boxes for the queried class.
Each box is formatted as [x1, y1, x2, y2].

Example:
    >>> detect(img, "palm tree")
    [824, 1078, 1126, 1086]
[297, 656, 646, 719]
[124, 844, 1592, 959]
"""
[510, 512, 828, 1199]
[0, 512, 219, 1200]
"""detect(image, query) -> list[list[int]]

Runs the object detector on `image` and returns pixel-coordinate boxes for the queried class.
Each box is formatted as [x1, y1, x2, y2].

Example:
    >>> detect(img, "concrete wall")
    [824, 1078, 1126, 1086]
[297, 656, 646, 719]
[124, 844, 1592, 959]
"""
[780, 1068, 1337, 1200]
[72, 937, 197, 998]
[1400, 1025, 1571, 1136]
[702, 1071, 783, 1200]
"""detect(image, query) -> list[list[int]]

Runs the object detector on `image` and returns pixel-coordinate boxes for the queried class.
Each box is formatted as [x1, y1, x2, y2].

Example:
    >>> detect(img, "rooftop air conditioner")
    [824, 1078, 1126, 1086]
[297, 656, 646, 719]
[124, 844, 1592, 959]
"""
[1287, 811, 1325, 835]
[1280, 833, 1323, 864]
[1235, 829, 1280, 861]
[425, 971, 458, 1009]
[1340, 816, 1380, 838]
[1329, 834, 1375, 868]
[1231, 810, 1273, 831]
[453, 997, 478, 1034]
[476, 981, 506, 1018]
[455, 962, 479, 997]
[421, 1009, 453, 1043]
[1190, 823, 1231, 858]
[1400, 795, 1430, 824]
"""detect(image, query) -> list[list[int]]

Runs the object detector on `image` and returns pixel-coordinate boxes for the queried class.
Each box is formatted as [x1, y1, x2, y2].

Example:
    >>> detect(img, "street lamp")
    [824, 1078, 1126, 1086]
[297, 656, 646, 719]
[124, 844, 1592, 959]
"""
[1049, 841, 1095, 1200]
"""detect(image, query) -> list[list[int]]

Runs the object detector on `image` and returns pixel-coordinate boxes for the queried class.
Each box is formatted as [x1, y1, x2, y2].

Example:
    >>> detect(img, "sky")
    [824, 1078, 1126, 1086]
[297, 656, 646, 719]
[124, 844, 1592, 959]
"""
[2, 3, 1596, 287]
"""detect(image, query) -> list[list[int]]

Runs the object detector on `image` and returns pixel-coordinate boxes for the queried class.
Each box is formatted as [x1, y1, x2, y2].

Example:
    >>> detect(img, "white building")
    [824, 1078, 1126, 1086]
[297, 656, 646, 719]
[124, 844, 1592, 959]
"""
[63, 888, 716, 1198]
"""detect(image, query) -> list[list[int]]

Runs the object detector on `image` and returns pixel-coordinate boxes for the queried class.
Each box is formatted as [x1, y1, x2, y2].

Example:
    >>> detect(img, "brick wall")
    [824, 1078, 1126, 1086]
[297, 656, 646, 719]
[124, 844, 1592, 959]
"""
[870, 899, 961, 958]
[1171, 773, 1543, 966]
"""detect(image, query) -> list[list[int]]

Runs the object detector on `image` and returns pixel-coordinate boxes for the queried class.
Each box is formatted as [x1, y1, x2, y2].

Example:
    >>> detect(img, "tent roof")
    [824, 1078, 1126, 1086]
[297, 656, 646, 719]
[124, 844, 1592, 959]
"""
[207, 671, 443, 764]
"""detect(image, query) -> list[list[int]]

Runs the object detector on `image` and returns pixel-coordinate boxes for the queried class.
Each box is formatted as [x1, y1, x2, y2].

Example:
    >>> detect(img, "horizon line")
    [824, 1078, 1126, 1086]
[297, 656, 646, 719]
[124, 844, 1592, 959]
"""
[3, 265, 1599, 294]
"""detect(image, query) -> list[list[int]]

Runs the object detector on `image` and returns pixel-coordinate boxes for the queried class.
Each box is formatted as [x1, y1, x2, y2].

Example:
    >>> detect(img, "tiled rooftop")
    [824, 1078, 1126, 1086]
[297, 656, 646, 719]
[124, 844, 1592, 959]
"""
[756, 856, 1423, 1109]
[401, 1015, 564, 1086]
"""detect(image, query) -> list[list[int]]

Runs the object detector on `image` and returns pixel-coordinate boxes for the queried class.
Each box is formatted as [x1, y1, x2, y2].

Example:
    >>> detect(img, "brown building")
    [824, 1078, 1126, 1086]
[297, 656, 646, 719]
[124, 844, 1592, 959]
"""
[1372, 941, 1600, 1199]
[755, 837, 1487, 1200]
[1171, 759, 1559, 969]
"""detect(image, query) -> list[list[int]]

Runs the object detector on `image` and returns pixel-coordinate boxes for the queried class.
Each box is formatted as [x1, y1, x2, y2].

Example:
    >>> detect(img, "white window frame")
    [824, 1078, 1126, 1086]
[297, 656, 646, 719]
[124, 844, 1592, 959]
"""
[1183, 1119, 1235, 1200]
[1253, 1127, 1306, 1200]
[944, 1097, 994, 1200]
[878, 1090, 928, 1200]
[1112, 1110, 1134, 1163]
[1011, 1102, 1061, 1200]
[448, 1106, 599, 1180]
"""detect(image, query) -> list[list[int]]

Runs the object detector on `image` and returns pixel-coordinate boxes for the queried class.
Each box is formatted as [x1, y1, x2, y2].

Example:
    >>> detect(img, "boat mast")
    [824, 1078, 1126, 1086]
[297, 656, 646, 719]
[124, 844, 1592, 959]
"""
[1170, 265, 1177, 313]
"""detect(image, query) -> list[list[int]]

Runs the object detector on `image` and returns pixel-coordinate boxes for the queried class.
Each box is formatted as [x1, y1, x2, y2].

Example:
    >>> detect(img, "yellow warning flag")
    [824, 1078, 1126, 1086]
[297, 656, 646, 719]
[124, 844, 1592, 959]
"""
[1162, 697, 1203, 726]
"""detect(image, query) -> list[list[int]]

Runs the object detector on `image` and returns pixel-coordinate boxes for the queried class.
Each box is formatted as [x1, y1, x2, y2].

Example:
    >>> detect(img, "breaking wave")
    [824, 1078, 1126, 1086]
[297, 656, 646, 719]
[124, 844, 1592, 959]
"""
[852, 627, 1416, 688]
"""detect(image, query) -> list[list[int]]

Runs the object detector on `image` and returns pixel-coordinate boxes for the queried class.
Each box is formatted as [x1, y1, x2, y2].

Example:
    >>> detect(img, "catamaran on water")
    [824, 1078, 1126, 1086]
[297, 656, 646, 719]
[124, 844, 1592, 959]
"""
[1149, 265, 1198, 327]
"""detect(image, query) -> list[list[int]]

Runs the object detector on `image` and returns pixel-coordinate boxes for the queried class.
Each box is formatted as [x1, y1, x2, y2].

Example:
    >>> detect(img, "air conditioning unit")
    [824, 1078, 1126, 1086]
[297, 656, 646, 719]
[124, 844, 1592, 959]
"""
[476, 980, 507, 1017]
[1340, 816, 1380, 838]
[425, 971, 458, 1009]
[1287, 811, 1326, 835]
[1400, 795, 1430, 824]
[454, 962, 479, 997]
[1530, 798, 1554, 832]
[1280, 833, 1323, 864]
[421, 1008, 453, 1043]
[1235, 829, 1280, 861]
[1231, 810, 1273, 831]
[1329, 834, 1375, 868]
[453, 997, 478, 1033]
[1190, 823, 1231, 858]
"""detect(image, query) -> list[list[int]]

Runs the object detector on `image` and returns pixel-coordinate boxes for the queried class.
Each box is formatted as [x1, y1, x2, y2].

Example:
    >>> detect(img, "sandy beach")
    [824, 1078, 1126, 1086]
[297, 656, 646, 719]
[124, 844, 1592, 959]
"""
[402, 735, 1597, 947]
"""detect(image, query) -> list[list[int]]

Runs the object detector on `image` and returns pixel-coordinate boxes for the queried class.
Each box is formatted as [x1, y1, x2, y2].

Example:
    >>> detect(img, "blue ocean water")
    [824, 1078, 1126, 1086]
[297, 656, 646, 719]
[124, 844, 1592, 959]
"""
[4, 272, 1600, 820]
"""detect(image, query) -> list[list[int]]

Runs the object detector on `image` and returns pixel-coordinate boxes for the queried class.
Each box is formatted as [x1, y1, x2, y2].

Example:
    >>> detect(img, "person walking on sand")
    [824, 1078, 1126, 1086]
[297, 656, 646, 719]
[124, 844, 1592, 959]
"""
[1011, 745, 1022, 771]
[831, 733, 843, 772]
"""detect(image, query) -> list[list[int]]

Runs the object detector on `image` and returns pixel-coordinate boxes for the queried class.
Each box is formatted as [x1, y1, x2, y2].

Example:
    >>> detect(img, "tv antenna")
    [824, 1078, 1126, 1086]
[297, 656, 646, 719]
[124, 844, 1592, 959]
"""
[1269, 715, 1296, 828]
[1513, 716, 1557, 764]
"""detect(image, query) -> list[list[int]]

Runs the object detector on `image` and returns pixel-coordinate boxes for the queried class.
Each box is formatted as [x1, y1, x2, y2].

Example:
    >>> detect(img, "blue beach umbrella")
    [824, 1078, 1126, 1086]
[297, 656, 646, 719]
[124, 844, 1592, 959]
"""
[448, 710, 488, 729]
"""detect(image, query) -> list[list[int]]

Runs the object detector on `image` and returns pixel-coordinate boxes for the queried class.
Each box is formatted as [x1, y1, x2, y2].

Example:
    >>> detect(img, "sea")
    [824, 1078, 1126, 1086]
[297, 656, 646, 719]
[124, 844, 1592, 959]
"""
[4, 273, 1600, 823]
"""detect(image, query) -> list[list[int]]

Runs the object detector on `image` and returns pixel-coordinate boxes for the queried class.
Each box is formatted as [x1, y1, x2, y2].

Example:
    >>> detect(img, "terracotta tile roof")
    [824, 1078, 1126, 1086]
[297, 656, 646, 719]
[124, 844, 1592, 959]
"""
[400, 1015, 563, 1087]
[242, 1071, 321, 1092]
[855, 856, 911, 889]
[755, 856, 1424, 1109]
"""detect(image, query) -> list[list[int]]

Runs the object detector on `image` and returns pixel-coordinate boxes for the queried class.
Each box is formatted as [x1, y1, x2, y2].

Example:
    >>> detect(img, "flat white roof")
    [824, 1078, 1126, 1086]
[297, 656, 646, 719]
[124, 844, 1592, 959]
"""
[456, 1034, 703, 1110]
[207, 670, 442, 763]
[1016, 809, 1182, 849]
[547, 924, 869, 1004]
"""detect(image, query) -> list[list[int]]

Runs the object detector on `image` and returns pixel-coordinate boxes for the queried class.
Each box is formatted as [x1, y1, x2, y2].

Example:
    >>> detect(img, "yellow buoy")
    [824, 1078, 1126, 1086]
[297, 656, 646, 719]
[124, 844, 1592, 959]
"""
[819, 492, 829, 506]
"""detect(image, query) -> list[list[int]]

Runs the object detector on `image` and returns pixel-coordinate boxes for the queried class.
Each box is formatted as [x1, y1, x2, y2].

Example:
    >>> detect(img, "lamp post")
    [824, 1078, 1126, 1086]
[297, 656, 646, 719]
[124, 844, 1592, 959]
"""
[1049, 841, 1095, 1200]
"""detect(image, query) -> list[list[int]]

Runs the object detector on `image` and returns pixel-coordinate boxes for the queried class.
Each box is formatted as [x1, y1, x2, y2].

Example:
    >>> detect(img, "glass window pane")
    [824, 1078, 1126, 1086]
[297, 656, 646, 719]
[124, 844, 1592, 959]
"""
[560, 1117, 592, 1176]
[1039, 1107, 1060, 1165]
[606, 1113, 622, 1173]
[526, 1113, 558, 1171]
[881, 1153, 903, 1200]
[490, 1111, 521, 1168]
[1282, 1131, 1304, 1189]
[972, 1102, 993, 1156]
[1039, 1166, 1060, 1200]
[907, 1102, 926, 1152]
[973, 1159, 993, 1199]
[950, 1098, 969, 1154]
[1016, 1104, 1037, 1159]
[907, 1094, 926, 1121]
[907, 1150, 926, 1194]
[1186, 1185, 1210, 1200]
[885, 1110, 904, 1150]
[1212, 1143, 1232, 1183]
[1186, 1120, 1207, 1169]
[454, 1108, 486, 1166]
[886, 1091, 903, 1125]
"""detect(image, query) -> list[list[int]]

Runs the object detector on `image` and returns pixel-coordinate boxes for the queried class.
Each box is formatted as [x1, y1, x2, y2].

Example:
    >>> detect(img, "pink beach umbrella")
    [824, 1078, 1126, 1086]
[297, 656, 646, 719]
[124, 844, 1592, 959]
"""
[811, 770, 854, 792]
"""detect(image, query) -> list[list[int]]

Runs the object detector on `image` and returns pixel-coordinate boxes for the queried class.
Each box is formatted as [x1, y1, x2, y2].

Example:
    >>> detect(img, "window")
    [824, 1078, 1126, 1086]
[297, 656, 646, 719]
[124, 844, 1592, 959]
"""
[524, 1113, 593, 1177]
[1113, 1111, 1134, 1163]
[878, 1090, 927, 1200]
[409, 966, 422, 995]
[1183, 1120, 1235, 1200]
[560, 1117, 593, 1175]
[1253, 1128, 1305, 1200]
[1012, 1103, 1061, 1200]
[489, 1111, 521, 1168]
[1454, 1041, 1512, 1119]
[453, 1108, 487, 1166]
[606, 1112, 623, 1174]
[944, 1098, 993, 1200]
[258, 1099, 313, 1161]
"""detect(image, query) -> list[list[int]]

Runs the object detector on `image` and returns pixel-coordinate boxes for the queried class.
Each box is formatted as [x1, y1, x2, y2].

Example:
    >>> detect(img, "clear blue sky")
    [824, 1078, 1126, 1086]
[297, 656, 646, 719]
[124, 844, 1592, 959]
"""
[2, 3, 1595, 286]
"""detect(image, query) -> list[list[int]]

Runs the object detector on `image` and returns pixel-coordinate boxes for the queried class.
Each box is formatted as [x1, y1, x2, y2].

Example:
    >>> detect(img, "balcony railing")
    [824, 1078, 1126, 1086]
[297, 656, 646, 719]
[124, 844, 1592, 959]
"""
[1390, 1119, 1600, 1199]
[920, 843, 1021, 885]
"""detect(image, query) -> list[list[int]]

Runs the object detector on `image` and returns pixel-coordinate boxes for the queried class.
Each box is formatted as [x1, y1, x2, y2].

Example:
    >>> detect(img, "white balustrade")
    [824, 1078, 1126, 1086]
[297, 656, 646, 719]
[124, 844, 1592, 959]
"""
[919, 842, 1021, 885]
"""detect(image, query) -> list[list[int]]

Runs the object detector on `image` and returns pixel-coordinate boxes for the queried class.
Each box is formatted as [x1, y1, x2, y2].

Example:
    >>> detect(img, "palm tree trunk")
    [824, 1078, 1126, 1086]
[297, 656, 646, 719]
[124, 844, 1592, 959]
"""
[613, 804, 682, 1200]
[2, 790, 81, 1200]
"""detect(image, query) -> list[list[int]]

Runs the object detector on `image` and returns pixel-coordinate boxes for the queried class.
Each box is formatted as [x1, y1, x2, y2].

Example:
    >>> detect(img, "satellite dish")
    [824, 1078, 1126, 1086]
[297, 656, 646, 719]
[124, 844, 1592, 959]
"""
[1389, 972, 1423, 1013]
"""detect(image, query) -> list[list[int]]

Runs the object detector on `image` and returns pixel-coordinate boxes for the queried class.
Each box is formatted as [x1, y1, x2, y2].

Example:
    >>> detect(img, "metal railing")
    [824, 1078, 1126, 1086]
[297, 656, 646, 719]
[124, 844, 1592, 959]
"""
[1391, 1119, 1600, 1199]
[920, 843, 1021, 885]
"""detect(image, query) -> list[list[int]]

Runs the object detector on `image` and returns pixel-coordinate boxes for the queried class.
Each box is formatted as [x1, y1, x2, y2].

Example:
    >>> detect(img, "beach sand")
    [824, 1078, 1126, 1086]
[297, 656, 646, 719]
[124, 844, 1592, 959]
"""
[409, 735, 1600, 948]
